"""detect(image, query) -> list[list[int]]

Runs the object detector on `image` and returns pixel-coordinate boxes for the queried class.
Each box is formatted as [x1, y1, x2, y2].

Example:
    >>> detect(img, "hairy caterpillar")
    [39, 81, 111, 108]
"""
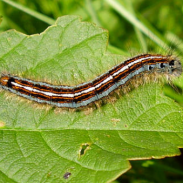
[0, 54, 182, 109]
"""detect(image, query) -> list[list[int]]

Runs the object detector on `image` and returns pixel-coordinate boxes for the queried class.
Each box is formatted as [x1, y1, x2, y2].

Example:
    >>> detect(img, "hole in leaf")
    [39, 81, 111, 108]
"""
[79, 143, 91, 157]
[80, 144, 89, 155]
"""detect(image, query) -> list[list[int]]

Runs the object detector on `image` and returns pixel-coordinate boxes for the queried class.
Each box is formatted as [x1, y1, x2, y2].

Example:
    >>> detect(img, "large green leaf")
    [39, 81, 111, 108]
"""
[0, 16, 183, 183]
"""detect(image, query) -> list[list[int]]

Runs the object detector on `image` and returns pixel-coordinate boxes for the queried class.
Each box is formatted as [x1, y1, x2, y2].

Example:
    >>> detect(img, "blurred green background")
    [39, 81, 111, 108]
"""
[0, 0, 183, 182]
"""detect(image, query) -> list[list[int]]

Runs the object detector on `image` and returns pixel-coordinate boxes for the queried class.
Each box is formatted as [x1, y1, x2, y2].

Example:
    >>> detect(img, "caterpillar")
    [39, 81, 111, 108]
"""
[0, 54, 182, 109]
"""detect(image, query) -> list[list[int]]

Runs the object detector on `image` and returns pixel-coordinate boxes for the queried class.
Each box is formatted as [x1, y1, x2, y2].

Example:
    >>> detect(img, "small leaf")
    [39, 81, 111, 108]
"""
[0, 16, 183, 183]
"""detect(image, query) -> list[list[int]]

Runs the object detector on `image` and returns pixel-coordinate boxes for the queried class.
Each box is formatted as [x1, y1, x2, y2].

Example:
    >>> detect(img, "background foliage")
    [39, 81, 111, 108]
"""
[0, 0, 183, 182]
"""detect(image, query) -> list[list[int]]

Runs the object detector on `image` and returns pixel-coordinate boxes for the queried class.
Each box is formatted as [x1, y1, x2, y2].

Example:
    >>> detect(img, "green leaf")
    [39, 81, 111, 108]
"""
[0, 15, 183, 183]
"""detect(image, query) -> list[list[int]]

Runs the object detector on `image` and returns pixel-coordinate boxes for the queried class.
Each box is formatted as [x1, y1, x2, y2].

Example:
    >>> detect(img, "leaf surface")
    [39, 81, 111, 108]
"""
[0, 16, 183, 183]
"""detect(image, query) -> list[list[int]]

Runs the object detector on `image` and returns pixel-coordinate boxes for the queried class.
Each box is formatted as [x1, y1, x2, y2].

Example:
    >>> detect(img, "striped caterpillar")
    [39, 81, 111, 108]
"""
[0, 54, 182, 109]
